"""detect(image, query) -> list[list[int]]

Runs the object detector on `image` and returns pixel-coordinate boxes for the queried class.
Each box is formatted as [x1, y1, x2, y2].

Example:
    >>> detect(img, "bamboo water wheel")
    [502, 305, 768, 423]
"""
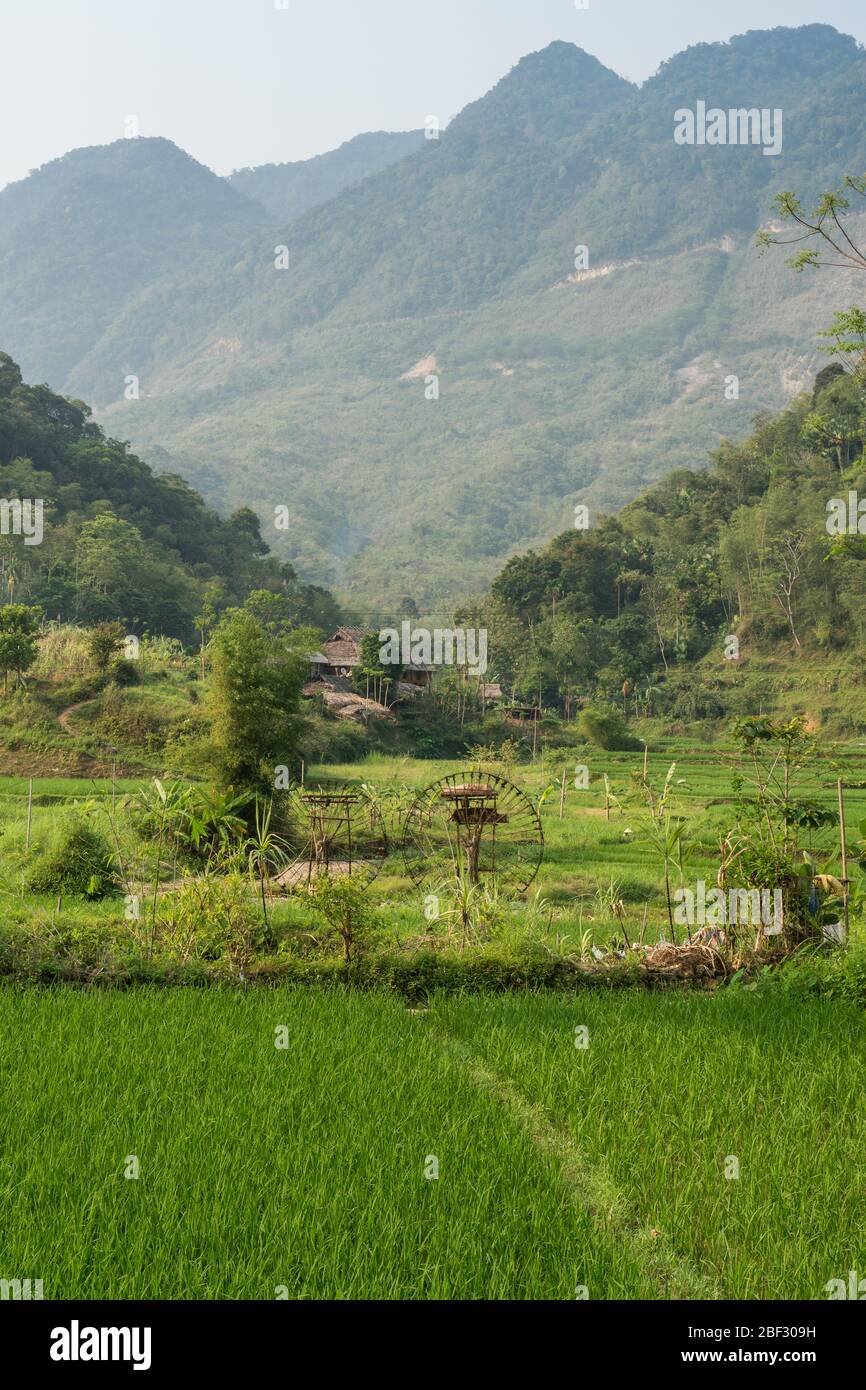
[275, 786, 388, 890]
[400, 770, 543, 892]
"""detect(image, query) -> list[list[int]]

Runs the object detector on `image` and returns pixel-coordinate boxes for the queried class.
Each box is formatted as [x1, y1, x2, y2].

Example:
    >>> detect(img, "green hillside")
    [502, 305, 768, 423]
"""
[0, 354, 341, 641]
[478, 359, 866, 735]
[228, 129, 426, 223]
[0, 138, 266, 391]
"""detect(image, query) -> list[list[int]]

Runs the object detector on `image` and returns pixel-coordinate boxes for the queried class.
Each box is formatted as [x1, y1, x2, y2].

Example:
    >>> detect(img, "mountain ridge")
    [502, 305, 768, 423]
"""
[228, 129, 427, 224]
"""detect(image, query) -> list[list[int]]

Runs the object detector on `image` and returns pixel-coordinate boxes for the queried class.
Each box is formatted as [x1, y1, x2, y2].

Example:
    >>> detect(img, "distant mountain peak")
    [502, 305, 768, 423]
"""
[0, 133, 265, 388]
[5, 134, 192, 187]
[449, 39, 632, 143]
[508, 39, 630, 80]
[4, 24, 866, 608]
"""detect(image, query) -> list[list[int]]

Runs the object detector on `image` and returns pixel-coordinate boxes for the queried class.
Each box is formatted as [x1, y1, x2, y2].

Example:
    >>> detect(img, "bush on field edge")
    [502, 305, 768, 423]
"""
[2, 924, 863, 1007]
[0, 932, 645, 1000]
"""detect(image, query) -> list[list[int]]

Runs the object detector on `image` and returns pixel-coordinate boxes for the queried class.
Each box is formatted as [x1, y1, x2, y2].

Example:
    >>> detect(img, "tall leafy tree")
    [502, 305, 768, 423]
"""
[208, 609, 313, 795]
[0, 603, 42, 693]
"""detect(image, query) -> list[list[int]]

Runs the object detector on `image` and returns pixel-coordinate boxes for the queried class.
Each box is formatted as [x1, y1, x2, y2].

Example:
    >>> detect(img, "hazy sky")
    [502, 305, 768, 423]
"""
[1, 0, 864, 191]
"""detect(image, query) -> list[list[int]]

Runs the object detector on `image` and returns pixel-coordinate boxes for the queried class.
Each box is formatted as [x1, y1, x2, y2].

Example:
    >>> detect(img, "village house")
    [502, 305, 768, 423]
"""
[308, 625, 368, 681]
[304, 626, 433, 718]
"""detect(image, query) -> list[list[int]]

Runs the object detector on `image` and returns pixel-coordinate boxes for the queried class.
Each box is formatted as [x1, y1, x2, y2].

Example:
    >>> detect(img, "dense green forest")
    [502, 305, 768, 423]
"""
[6, 335, 860, 740]
[479, 358, 866, 721]
[0, 353, 341, 642]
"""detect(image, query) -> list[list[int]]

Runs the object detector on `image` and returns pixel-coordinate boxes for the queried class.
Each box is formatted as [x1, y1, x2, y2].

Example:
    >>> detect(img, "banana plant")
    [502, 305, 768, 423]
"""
[185, 785, 249, 856]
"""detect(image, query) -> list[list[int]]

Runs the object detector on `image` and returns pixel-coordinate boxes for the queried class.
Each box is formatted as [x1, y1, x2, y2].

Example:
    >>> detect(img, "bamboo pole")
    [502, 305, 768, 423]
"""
[25, 777, 33, 850]
[837, 778, 849, 940]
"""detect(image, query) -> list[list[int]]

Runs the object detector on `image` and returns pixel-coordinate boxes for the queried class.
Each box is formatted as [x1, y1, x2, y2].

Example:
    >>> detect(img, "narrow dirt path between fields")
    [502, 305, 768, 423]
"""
[429, 1027, 722, 1301]
[57, 698, 98, 735]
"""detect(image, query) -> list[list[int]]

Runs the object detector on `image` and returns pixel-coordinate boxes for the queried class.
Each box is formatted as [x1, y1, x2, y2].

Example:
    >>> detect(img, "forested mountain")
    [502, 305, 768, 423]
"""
[0, 354, 341, 641]
[479, 362, 866, 721]
[0, 138, 267, 391]
[228, 130, 425, 223]
[2, 25, 865, 607]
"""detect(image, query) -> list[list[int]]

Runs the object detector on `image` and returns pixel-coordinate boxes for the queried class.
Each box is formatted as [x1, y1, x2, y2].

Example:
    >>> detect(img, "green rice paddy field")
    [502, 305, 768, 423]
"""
[1, 984, 865, 1300]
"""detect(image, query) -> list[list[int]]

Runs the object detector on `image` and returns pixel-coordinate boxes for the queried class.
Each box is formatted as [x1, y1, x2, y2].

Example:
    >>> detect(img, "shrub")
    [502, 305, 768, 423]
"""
[95, 685, 170, 750]
[87, 621, 126, 675]
[300, 711, 369, 764]
[578, 706, 642, 751]
[110, 658, 141, 687]
[148, 873, 266, 977]
[301, 875, 380, 963]
[758, 944, 866, 1009]
[27, 817, 117, 898]
[61, 676, 107, 704]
